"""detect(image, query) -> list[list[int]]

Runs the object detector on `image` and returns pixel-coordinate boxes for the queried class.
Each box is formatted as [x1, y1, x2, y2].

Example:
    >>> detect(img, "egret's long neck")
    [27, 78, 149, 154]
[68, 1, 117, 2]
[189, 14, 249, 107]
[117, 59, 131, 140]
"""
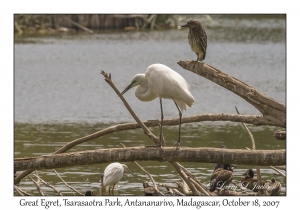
[135, 75, 158, 101]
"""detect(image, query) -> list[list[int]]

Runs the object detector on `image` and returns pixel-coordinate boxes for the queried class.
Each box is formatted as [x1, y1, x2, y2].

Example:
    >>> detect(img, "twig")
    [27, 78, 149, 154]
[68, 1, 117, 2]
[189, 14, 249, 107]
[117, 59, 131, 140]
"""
[52, 169, 83, 196]
[176, 179, 192, 195]
[188, 177, 210, 196]
[274, 165, 286, 170]
[120, 143, 164, 195]
[171, 162, 200, 195]
[270, 166, 286, 177]
[177, 163, 211, 195]
[158, 183, 178, 189]
[14, 185, 32, 196]
[28, 175, 45, 196]
[64, 16, 94, 33]
[166, 187, 175, 195]
[14, 185, 24, 196]
[173, 189, 185, 196]
[32, 173, 63, 196]
[235, 107, 256, 149]
[235, 106, 263, 194]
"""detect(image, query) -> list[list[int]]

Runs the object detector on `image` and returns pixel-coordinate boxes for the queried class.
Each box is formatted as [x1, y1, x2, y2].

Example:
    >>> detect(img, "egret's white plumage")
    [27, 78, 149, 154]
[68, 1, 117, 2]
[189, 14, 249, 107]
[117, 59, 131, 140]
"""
[100, 162, 133, 195]
[121, 63, 195, 146]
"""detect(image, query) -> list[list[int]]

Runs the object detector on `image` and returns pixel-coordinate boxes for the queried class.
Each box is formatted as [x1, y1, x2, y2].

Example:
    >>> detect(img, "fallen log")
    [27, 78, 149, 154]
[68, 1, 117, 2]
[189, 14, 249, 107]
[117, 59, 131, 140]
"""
[14, 147, 286, 171]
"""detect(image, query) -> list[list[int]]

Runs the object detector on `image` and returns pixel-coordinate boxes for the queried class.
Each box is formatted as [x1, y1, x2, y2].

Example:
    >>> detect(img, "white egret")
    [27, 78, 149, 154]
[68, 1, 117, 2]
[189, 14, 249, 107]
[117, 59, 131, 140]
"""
[121, 63, 195, 146]
[100, 162, 133, 195]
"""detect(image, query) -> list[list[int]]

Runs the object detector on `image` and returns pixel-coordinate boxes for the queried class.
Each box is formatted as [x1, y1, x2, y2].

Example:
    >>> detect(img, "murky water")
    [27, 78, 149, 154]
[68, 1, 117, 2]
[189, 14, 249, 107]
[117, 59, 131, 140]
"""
[14, 15, 286, 196]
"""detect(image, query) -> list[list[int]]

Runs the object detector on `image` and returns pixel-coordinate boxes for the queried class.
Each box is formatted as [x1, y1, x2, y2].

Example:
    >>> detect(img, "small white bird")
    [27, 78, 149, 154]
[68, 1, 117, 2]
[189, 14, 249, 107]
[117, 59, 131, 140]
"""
[100, 162, 133, 195]
[121, 63, 195, 146]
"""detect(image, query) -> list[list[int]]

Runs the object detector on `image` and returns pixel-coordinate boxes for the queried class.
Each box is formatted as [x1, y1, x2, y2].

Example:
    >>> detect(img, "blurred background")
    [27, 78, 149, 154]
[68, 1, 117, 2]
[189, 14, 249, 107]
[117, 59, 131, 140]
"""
[14, 14, 286, 196]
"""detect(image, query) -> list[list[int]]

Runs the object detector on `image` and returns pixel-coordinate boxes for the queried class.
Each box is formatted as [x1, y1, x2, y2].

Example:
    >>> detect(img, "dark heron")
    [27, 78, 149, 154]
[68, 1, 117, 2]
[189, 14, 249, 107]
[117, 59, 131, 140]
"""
[181, 20, 207, 66]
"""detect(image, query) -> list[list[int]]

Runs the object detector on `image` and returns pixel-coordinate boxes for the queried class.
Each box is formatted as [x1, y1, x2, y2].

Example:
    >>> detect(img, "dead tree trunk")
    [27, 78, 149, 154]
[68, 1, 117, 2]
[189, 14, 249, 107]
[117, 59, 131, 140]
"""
[14, 147, 286, 171]
[177, 61, 286, 127]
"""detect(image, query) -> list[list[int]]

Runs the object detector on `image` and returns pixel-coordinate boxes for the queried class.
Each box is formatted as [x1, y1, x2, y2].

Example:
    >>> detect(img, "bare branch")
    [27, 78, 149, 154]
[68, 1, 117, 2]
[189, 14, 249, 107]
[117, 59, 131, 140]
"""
[236, 106, 263, 194]
[274, 165, 286, 170]
[15, 147, 286, 171]
[52, 169, 83, 196]
[171, 162, 200, 195]
[120, 143, 164, 196]
[32, 173, 63, 196]
[270, 166, 286, 177]
[101, 70, 161, 145]
[173, 189, 185, 196]
[28, 175, 45, 196]
[14, 185, 25, 196]
[177, 60, 286, 127]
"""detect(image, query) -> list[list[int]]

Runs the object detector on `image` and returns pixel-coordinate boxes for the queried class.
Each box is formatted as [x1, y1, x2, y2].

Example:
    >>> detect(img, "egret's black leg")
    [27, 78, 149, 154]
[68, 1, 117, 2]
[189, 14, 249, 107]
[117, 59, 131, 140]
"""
[174, 101, 182, 147]
[159, 97, 164, 146]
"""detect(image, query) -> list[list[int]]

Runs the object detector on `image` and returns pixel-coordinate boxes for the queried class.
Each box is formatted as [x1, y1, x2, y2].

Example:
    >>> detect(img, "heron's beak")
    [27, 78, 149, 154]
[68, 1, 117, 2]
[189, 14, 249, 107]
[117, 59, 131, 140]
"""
[180, 24, 188, 28]
[121, 83, 133, 95]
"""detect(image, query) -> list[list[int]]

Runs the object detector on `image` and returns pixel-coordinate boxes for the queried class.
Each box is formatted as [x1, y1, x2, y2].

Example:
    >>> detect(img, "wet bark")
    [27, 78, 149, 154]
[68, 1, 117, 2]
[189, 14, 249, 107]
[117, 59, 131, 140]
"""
[177, 60, 286, 128]
[14, 147, 286, 171]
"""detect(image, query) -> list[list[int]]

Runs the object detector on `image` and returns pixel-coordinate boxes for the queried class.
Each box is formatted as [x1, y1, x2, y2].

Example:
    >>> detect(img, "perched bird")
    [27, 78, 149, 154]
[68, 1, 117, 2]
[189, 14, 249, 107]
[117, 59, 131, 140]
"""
[121, 63, 195, 147]
[100, 162, 133, 195]
[209, 163, 234, 192]
[265, 177, 281, 196]
[241, 169, 264, 192]
[85, 190, 95, 196]
[181, 19, 207, 66]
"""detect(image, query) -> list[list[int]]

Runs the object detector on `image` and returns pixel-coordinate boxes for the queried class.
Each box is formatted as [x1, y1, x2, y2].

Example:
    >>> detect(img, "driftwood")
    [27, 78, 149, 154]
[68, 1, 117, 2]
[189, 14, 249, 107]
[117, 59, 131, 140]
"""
[14, 147, 286, 171]
[177, 61, 286, 128]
